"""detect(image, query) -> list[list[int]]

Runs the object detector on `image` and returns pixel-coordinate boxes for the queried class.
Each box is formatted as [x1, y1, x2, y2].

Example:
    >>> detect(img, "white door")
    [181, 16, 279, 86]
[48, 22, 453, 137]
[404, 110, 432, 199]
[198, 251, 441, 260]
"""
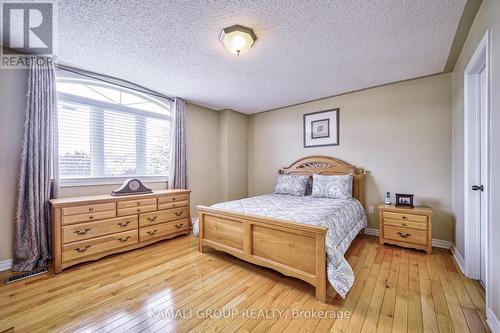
[464, 30, 490, 311]
[478, 66, 487, 287]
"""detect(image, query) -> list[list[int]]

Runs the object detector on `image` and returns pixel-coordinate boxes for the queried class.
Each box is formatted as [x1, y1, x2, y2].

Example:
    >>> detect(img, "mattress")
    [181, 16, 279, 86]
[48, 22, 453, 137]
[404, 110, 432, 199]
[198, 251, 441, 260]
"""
[194, 193, 367, 298]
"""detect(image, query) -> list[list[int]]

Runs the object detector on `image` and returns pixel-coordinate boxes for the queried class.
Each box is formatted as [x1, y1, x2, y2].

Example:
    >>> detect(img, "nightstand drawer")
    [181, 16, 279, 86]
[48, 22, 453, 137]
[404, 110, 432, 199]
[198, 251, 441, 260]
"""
[383, 225, 427, 245]
[383, 211, 427, 223]
[383, 218, 427, 230]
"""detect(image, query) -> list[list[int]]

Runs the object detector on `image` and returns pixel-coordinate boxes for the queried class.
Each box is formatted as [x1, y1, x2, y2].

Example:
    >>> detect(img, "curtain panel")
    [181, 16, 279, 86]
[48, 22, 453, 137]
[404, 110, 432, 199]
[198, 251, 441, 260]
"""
[13, 56, 58, 271]
[168, 98, 188, 189]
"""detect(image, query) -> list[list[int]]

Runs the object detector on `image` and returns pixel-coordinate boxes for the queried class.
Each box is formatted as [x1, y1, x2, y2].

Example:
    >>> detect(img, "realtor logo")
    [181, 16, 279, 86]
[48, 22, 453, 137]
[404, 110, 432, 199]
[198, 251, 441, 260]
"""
[1, 0, 56, 68]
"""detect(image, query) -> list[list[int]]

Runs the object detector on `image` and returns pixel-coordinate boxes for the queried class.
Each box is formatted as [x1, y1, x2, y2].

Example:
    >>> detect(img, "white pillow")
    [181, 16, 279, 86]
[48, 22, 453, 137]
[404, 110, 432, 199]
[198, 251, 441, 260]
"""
[311, 174, 353, 199]
[273, 174, 309, 196]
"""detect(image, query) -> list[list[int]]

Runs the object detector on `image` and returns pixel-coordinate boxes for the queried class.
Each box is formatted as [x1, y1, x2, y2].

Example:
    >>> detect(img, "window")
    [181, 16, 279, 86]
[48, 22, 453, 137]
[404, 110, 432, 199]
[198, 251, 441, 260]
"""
[56, 78, 171, 185]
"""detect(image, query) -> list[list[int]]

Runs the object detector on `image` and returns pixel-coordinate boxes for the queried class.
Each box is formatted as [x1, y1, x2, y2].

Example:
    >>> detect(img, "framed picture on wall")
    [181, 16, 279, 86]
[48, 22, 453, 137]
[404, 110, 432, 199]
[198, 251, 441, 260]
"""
[303, 108, 339, 147]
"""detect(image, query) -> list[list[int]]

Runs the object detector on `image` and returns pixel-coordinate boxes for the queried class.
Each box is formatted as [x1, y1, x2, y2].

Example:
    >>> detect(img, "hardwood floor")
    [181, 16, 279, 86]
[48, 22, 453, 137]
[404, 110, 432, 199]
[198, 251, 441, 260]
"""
[0, 234, 489, 333]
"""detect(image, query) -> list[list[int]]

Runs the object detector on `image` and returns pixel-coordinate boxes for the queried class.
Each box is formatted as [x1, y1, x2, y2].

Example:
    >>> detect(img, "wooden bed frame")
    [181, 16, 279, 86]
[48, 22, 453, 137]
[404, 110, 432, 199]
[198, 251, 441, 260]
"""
[197, 156, 366, 302]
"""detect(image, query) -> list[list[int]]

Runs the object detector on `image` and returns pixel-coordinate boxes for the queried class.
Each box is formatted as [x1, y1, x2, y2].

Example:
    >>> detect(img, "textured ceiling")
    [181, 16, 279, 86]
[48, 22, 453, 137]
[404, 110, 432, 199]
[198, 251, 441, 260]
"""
[57, 0, 466, 114]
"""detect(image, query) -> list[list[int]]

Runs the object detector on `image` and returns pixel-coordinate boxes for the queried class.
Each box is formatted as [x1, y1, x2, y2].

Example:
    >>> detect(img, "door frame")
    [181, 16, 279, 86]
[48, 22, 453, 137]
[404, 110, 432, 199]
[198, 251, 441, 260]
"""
[463, 30, 491, 307]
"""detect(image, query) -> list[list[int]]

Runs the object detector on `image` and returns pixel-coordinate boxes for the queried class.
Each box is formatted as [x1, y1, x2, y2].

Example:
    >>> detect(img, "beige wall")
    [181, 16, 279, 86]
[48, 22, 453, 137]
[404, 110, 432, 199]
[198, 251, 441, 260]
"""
[451, 0, 500, 319]
[0, 69, 27, 262]
[249, 74, 453, 241]
[185, 103, 223, 215]
[219, 109, 249, 201]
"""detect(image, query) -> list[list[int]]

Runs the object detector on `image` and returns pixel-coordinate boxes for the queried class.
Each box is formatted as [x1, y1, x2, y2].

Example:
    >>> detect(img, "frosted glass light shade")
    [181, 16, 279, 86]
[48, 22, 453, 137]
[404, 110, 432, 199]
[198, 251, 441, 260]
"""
[219, 25, 257, 55]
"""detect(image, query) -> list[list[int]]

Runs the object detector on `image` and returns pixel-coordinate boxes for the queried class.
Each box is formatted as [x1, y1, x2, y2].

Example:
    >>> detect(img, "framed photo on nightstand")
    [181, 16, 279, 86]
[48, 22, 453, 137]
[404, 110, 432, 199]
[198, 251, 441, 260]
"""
[395, 193, 414, 208]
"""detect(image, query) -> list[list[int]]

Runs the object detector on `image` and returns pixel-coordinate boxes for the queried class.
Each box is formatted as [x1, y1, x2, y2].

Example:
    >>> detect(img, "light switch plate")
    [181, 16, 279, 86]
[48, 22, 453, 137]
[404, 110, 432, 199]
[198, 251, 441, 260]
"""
[368, 205, 374, 213]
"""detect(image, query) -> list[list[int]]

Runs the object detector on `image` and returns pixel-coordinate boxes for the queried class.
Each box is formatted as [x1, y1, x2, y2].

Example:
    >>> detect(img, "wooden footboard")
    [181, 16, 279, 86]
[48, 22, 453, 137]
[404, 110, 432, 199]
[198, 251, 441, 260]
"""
[197, 205, 328, 302]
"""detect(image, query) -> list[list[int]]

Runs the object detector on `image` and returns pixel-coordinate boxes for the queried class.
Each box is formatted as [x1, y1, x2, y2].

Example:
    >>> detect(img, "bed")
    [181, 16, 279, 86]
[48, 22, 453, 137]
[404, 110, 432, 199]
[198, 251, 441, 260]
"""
[196, 156, 367, 301]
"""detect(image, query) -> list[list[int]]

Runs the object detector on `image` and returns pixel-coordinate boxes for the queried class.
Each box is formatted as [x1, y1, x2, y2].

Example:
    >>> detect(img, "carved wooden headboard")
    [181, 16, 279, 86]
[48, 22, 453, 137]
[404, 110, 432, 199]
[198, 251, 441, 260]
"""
[279, 156, 366, 206]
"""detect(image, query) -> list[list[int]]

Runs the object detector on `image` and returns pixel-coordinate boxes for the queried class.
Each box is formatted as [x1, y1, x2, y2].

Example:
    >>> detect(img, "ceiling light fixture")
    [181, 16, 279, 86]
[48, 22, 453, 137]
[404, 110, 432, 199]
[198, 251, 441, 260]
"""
[219, 25, 257, 56]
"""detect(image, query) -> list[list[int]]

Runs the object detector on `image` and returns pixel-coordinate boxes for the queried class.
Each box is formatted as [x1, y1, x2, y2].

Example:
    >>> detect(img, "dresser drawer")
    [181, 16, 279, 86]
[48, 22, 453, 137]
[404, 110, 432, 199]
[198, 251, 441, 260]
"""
[139, 219, 189, 242]
[383, 211, 427, 223]
[158, 194, 189, 204]
[117, 198, 157, 209]
[139, 207, 188, 227]
[62, 203, 116, 216]
[117, 204, 157, 217]
[62, 210, 116, 225]
[62, 230, 138, 262]
[158, 200, 188, 211]
[383, 218, 427, 231]
[383, 225, 427, 245]
[62, 215, 138, 244]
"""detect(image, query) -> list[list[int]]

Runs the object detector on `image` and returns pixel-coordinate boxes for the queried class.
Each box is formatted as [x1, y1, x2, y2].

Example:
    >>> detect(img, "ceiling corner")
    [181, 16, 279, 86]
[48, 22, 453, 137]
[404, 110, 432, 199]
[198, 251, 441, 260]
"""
[444, 0, 484, 73]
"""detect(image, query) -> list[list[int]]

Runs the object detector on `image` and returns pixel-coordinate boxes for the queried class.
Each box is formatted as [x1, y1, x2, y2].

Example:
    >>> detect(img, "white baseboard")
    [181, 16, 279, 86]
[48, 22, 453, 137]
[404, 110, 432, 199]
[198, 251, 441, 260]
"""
[488, 308, 500, 333]
[450, 248, 498, 333]
[0, 259, 13, 272]
[364, 227, 380, 237]
[364, 227, 451, 249]
[450, 245, 466, 275]
[432, 238, 452, 249]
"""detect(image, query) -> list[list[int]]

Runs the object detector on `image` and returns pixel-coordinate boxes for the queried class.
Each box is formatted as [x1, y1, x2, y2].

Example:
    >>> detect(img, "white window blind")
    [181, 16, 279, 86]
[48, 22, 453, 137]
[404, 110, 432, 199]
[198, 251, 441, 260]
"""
[56, 78, 171, 182]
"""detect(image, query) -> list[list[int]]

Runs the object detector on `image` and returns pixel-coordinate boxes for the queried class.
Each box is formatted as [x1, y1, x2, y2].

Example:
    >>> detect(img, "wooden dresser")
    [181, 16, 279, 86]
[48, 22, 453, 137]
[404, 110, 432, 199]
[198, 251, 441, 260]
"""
[50, 189, 190, 273]
[378, 204, 433, 254]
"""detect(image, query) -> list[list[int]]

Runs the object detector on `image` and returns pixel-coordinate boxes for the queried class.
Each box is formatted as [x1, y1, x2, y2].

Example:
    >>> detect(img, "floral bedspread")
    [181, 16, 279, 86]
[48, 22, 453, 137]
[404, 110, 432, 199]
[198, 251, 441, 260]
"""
[193, 193, 367, 298]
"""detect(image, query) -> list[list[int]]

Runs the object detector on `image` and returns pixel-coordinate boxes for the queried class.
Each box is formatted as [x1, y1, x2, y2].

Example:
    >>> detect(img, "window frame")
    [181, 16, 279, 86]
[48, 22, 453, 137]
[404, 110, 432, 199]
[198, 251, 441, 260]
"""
[56, 78, 171, 187]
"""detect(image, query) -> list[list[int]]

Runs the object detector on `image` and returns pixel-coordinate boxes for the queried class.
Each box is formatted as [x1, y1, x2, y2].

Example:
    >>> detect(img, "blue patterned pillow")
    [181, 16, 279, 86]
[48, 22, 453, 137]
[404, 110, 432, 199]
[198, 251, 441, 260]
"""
[305, 176, 313, 195]
[311, 174, 353, 199]
[274, 175, 309, 196]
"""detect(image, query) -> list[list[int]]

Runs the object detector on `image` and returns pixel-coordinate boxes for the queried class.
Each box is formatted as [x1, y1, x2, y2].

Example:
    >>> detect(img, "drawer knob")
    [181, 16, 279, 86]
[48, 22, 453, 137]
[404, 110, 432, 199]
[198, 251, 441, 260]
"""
[175, 211, 183, 217]
[172, 197, 176, 201]
[118, 236, 131, 242]
[175, 223, 183, 229]
[172, 204, 176, 207]
[89, 215, 94, 220]
[402, 216, 407, 219]
[74, 228, 91, 235]
[147, 230, 158, 235]
[397, 232, 410, 238]
[75, 245, 91, 253]
[89, 207, 94, 212]
[118, 221, 131, 227]
[137, 202, 141, 206]
[137, 208, 141, 213]
[147, 216, 158, 222]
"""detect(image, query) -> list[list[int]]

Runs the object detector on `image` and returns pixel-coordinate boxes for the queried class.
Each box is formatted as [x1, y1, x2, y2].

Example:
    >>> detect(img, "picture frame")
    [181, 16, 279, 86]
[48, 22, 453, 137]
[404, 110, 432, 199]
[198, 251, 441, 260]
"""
[303, 108, 339, 147]
[395, 193, 414, 208]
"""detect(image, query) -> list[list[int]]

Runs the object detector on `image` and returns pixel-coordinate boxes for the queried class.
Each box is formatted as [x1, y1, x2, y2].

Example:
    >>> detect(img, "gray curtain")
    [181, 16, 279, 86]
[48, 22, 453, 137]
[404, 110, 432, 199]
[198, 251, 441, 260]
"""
[13, 56, 58, 272]
[168, 98, 188, 189]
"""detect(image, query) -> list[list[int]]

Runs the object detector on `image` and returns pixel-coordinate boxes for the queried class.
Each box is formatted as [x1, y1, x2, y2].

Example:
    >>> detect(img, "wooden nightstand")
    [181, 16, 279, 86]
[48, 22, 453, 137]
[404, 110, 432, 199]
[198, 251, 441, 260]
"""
[378, 204, 433, 254]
